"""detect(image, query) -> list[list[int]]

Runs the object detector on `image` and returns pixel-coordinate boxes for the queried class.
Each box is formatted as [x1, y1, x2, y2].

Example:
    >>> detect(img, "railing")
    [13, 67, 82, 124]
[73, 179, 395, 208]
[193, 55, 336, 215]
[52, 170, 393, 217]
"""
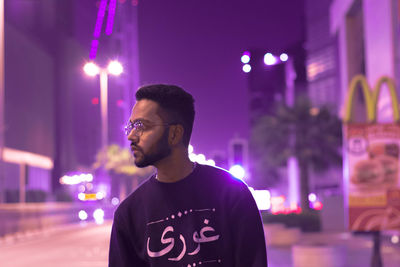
[0, 202, 116, 237]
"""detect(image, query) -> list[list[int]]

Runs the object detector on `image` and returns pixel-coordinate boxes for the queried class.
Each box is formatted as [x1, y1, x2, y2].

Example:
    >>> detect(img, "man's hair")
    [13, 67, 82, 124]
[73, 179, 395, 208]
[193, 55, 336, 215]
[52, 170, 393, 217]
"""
[135, 84, 195, 147]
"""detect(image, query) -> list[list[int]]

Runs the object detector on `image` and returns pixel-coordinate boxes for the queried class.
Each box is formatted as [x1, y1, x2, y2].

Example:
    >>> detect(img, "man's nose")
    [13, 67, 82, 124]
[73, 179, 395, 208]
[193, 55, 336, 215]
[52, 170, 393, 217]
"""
[127, 130, 138, 143]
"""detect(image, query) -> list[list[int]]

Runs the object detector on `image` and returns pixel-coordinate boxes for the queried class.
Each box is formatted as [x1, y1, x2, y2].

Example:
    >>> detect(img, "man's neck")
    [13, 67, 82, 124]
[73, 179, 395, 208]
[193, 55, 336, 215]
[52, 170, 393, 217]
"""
[154, 150, 195, 183]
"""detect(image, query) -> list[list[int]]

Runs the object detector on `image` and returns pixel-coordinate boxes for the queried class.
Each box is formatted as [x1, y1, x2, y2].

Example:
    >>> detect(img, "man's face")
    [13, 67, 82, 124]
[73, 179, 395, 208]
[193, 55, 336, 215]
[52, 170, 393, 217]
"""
[127, 99, 171, 167]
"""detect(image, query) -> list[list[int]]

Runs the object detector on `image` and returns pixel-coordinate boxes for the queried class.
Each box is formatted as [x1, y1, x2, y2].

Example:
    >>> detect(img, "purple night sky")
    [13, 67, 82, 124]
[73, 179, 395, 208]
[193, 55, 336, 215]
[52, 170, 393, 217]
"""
[136, 0, 305, 157]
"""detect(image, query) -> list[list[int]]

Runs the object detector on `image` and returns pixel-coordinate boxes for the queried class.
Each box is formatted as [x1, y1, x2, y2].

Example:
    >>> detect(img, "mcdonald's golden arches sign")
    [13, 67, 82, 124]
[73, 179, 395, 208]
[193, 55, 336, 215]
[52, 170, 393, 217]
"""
[344, 75, 400, 231]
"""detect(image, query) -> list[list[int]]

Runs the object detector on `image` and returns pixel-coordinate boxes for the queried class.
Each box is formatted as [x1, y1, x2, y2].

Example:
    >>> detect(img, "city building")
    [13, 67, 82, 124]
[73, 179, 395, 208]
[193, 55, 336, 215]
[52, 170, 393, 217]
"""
[305, 0, 340, 113]
[330, 0, 400, 121]
[0, 1, 139, 202]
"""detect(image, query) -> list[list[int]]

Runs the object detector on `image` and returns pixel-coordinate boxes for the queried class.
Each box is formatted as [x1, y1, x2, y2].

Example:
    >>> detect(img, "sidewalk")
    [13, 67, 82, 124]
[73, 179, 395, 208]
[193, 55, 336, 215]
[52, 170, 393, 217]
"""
[267, 231, 400, 267]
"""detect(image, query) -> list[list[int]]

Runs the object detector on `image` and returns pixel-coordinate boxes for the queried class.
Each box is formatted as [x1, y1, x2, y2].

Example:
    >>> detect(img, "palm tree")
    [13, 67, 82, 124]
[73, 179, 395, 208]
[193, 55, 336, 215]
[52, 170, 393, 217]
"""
[250, 97, 342, 211]
[93, 144, 155, 199]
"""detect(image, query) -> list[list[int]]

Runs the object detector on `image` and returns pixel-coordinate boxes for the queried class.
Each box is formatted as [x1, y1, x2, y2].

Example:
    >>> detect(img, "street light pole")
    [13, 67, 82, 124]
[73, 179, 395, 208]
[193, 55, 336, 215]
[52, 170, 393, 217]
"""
[83, 61, 123, 149]
[99, 70, 108, 149]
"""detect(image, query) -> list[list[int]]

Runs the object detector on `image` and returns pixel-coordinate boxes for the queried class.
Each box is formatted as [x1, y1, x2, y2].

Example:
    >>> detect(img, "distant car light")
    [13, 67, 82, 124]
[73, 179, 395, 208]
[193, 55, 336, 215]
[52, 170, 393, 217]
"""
[78, 210, 88, 221]
[93, 208, 105, 224]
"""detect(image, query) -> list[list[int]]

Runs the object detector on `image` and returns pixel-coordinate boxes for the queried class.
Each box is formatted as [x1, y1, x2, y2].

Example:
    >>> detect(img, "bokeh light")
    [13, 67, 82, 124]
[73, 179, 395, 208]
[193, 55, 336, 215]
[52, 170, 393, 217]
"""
[111, 197, 120, 206]
[264, 53, 277, 66]
[83, 62, 100, 76]
[241, 54, 250, 64]
[242, 64, 251, 73]
[93, 209, 105, 224]
[107, 60, 123, 75]
[280, 53, 288, 62]
[229, 165, 245, 180]
[308, 193, 317, 202]
[78, 210, 88, 221]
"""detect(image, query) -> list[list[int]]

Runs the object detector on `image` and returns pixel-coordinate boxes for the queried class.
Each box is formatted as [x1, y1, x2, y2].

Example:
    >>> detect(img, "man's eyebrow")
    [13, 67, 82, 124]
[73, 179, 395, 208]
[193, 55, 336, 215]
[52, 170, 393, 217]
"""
[131, 118, 150, 123]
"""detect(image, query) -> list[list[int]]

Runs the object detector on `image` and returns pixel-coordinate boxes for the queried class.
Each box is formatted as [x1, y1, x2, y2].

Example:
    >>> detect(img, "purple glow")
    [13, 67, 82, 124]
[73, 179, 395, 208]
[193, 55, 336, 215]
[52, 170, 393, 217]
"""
[264, 53, 277, 65]
[89, 39, 99, 59]
[229, 164, 245, 179]
[105, 0, 117, 35]
[93, 0, 108, 38]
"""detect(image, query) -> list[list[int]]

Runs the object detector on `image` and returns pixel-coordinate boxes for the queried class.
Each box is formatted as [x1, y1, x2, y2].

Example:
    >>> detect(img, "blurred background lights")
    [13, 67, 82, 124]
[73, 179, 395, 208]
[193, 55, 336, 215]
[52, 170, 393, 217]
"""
[391, 235, 399, 244]
[188, 144, 194, 154]
[241, 54, 250, 64]
[93, 209, 105, 224]
[308, 193, 317, 202]
[83, 62, 100, 76]
[111, 197, 120, 206]
[96, 191, 105, 200]
[249, 187, 271, 210]
[196, 154, 206, 164]
[86, 182, 94, 190]
[189, 153, 197, 162]
[229, 164, 245, 180]
[78, 210, 88, 221]
[59, 173, 93, 185]
[312, 201, 323, 210]
[107, 60, 123, 75]
[78, 192, 85, 201]
[206, 159, 216, 166]
[264, 53, 277, 65]
[280, 53, 288, 62]
[242, 64, 251, 73]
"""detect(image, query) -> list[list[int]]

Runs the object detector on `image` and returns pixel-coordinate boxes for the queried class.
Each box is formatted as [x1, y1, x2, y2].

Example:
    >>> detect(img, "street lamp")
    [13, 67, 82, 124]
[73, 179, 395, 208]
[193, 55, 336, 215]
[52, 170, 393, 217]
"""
[83, 60, 123, 149]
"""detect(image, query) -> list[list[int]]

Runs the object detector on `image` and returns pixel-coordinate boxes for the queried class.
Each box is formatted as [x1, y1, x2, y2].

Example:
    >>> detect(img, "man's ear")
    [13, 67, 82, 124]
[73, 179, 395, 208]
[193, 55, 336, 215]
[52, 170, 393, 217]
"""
[169, 124, 184, 146]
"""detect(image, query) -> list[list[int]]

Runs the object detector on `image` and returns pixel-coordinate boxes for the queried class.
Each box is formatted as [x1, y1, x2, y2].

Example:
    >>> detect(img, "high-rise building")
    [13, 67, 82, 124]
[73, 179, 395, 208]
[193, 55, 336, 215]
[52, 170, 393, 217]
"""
[244, 45, 306, 189]
[0, 1, 139, 202]
[246, 46, 307, 126]
[305, 0, 340, 113]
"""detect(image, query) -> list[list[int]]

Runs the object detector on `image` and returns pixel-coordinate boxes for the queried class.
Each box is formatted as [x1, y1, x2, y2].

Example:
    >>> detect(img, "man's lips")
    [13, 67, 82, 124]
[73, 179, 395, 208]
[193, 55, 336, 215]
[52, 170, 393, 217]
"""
[131, 145, 141, 154]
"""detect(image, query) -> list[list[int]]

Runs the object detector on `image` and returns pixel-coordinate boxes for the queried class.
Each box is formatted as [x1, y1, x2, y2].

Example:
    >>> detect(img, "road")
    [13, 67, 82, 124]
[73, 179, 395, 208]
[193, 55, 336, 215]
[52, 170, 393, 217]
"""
[1, 221, 400, 267]
[0, 221, 111, 267]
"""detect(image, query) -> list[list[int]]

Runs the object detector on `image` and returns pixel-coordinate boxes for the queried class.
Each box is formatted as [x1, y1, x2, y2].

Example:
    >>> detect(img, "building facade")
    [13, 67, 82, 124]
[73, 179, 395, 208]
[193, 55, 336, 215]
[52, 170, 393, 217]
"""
[0, 0, 139, 202]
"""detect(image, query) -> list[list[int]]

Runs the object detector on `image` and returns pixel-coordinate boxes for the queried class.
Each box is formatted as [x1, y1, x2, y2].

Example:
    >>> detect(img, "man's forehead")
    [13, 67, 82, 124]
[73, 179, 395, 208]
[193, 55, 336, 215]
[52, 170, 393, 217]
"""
[130, 99, 161, 121]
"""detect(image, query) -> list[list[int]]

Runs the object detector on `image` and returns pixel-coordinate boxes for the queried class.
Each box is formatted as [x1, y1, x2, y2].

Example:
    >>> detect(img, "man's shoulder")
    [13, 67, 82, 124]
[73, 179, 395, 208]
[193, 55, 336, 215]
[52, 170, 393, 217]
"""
[197, 164, 248, 189]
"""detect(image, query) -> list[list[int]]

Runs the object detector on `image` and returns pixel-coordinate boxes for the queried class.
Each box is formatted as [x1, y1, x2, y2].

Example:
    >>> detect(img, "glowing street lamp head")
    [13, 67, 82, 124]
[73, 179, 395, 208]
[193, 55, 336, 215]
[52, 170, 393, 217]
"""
[83, 62, 100, 76]
[107, 60, 123, 76]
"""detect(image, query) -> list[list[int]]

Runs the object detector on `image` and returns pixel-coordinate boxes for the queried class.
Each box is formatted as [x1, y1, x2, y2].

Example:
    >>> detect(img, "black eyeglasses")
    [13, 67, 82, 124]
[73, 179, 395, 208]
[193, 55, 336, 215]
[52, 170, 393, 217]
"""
[124, 120, 174, 137]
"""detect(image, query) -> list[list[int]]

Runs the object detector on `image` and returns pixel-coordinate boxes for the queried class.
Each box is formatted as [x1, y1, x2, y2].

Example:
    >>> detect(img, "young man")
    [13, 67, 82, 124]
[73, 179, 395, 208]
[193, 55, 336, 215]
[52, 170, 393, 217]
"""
[109, 84, 268, 267]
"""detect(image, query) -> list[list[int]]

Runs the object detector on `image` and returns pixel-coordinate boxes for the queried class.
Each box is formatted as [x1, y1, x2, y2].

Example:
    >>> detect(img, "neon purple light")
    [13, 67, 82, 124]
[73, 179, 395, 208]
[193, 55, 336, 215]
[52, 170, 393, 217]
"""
[93, 0, 108, 38]
[89, 39, 100, 59]
[105, 0, 117, 35]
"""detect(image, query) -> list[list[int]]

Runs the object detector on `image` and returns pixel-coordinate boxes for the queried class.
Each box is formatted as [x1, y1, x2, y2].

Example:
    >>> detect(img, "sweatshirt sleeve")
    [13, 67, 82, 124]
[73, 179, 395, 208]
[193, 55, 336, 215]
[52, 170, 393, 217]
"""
[230, 184, 268, 267]
[108, 209, 147, 267]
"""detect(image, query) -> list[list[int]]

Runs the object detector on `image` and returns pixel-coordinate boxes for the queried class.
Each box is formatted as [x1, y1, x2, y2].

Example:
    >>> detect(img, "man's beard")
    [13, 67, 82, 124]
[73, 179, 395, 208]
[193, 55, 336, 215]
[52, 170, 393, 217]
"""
[134, 128, 171, 168]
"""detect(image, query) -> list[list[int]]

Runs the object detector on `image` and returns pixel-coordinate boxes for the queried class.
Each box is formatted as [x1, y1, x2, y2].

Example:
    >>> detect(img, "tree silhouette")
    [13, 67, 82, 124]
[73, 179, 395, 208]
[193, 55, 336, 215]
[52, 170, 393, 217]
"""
[251, 97, 342, 211]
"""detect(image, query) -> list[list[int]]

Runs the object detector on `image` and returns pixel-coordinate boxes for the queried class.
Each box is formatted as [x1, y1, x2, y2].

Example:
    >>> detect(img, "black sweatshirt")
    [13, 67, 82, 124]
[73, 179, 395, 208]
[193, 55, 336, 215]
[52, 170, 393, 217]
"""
[109, 164, 268, 267]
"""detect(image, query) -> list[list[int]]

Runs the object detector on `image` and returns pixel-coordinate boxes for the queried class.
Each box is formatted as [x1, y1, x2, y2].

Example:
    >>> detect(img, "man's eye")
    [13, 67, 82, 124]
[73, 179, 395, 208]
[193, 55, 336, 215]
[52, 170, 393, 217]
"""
[133, 121, 144, 129]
